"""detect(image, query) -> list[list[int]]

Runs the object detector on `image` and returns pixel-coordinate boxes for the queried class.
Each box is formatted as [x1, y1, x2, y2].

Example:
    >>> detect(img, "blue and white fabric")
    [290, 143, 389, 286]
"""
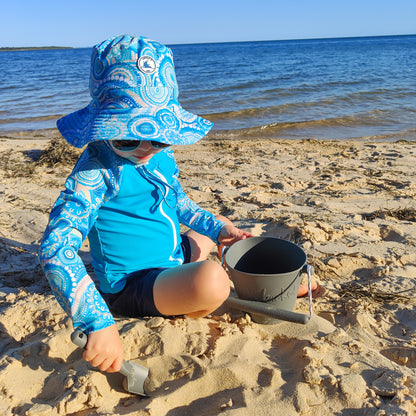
[38, 142, 225, 334]
[57, 35, 213, 148]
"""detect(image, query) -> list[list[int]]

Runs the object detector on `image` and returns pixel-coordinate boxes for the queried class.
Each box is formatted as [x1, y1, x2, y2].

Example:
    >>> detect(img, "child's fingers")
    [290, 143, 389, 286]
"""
[83, 350, 121, 373]
[219, 225, 254, 245]
[97, 357, 114, 372]
[84, 350, 102, 367]
[110, 354, 123, 373]
[83, 348, 97, 363]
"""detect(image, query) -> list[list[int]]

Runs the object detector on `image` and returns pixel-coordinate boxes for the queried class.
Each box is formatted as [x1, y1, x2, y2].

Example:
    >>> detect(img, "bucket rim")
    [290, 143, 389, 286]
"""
[224, 236, 307, 277]
[227, 263, 307, 278]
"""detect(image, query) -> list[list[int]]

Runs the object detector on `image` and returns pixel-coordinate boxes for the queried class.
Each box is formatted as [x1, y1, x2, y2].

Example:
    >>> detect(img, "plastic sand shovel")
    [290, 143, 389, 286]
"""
[71, 330, 149, 396]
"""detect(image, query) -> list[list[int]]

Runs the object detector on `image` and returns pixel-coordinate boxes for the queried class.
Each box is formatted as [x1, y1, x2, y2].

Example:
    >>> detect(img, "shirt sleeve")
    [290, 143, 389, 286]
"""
[171, 164, 225, 243]
[38, 146, 118, 334]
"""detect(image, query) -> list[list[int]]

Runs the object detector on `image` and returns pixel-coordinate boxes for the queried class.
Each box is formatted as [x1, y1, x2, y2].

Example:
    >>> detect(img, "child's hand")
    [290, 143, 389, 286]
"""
[218, 225, 253, 246]
[83, 324, 123, 373]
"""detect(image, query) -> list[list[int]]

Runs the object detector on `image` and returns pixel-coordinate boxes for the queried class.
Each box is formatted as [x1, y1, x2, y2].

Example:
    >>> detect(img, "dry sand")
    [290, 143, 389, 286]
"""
[0, 130, 415, 415]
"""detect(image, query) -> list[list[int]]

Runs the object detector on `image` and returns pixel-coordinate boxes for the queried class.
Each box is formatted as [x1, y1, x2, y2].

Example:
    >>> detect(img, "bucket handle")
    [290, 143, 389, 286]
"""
[306, 264, 314, 320]
[220, 245, 227, 269]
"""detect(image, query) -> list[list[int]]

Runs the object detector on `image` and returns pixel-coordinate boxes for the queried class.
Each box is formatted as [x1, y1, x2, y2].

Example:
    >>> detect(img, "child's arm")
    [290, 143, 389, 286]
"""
[38, 150, 125, 371]
[176, 187, 253, 246]
[39, 218, 115, 333]
[38, 147, 118, 334]
[174, 181, 225, 243]
[171, 163, 252, 245]
[170, 163, 232, 243]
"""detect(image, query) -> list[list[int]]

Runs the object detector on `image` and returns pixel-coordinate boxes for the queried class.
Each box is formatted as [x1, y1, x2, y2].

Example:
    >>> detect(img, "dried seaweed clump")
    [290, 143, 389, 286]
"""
[363, 208, 416, 223]
[36, 137, 82, 167]
[337, 281, 414, 306]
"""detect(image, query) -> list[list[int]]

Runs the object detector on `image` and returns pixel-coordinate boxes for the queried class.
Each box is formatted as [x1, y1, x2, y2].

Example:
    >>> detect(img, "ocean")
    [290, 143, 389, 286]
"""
[1, 35, 415, 141]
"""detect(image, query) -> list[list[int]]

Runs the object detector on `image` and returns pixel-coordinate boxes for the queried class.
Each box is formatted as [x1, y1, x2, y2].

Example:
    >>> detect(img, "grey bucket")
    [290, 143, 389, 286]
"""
[224, 237, 309, 324]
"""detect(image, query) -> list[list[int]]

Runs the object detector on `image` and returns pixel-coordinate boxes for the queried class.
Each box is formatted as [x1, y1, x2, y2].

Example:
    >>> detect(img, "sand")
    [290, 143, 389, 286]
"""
[0, 130, 415, 416]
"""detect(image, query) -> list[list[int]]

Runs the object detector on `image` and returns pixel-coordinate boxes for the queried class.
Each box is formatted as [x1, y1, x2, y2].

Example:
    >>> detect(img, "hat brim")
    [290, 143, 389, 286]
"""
[57, 102, 213, 148]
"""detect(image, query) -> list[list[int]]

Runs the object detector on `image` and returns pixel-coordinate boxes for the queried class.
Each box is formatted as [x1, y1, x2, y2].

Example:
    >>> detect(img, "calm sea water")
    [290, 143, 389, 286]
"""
[1, 35, 415, 140]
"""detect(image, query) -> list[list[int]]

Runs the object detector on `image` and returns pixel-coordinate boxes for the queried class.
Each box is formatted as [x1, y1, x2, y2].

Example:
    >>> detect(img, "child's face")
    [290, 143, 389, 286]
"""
[108, 140, 170, 164]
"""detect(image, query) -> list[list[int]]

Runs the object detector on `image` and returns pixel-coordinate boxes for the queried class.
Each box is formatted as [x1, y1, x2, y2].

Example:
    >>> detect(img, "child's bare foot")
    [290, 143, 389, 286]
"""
[297, 281, 325, 298]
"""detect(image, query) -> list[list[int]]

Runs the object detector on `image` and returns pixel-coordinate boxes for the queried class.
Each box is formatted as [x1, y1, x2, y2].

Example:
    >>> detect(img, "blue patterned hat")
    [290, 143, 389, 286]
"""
[57, 35, 213, 148]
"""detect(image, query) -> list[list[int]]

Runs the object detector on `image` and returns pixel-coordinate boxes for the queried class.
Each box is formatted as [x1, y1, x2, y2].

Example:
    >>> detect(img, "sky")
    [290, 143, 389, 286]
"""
[1, 0, 415, 48]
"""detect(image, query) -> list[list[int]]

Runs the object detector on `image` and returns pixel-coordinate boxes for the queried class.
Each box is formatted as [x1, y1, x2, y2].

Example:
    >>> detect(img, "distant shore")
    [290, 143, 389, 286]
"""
[0, 46, 73, 52]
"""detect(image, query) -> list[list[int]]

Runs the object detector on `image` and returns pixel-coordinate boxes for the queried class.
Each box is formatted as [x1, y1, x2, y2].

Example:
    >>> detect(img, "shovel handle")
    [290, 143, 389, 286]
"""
[71, 329, 88, 348]
[225, 296, 310, 325]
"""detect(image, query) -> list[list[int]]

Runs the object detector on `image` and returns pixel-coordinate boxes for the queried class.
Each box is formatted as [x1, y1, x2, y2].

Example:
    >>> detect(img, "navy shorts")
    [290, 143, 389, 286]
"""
[101, 235, 192, 318]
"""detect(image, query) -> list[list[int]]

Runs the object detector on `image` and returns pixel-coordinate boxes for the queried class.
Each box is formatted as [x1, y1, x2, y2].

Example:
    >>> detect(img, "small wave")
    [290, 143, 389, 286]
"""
[0, 114, 62, 125]
[209, 114, 416, 141]
[205, 105, 396, 127]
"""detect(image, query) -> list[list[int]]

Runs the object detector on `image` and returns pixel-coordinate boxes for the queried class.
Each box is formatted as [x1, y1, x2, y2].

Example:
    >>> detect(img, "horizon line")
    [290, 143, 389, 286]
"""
[1, 32, 415, 50]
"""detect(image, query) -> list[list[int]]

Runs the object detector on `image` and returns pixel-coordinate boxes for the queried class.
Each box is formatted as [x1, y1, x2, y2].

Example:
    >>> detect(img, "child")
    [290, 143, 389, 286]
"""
[38, 35, 252, 374]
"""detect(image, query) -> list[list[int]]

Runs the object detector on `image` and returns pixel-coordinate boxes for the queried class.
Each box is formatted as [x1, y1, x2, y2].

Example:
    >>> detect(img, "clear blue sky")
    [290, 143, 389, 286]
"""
[1, 0, 415, 47]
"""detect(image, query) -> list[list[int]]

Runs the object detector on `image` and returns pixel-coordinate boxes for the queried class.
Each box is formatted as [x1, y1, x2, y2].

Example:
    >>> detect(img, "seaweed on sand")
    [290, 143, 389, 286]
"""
[363, 208, 416, 223]
[337, 281, 415, 306]
[36, 137, 82, 167]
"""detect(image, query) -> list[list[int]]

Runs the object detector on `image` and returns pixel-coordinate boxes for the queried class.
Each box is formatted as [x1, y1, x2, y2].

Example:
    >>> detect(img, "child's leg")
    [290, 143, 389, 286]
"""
[153, 215, 233, 318]
[153, 260, 230, 318]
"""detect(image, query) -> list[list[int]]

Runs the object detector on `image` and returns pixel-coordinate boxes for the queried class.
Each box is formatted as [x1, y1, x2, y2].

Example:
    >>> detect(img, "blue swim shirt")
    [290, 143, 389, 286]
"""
[38, 141, 225, 334]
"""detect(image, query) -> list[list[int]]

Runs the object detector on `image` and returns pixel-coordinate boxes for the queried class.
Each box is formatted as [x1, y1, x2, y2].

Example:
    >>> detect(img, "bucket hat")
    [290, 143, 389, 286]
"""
[57, 35, 213, 148]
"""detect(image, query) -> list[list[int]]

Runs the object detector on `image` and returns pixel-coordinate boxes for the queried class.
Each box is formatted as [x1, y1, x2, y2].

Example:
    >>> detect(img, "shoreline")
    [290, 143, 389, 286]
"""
[2, 127, 416, 144]
[0, 132, 415, 415]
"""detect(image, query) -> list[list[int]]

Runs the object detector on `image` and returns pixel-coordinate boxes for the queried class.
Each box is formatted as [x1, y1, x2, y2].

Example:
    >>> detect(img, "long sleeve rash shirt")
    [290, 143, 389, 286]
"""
[38, 141, 225, 334]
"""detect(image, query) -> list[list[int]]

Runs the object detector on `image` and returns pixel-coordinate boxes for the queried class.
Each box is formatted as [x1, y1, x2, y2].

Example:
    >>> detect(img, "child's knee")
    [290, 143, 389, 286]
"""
[196, 260, 230, 302]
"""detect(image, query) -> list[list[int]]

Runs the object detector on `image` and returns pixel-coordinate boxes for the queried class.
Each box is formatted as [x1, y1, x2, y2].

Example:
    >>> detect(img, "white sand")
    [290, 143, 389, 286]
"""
[0, 132, 415, 415]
